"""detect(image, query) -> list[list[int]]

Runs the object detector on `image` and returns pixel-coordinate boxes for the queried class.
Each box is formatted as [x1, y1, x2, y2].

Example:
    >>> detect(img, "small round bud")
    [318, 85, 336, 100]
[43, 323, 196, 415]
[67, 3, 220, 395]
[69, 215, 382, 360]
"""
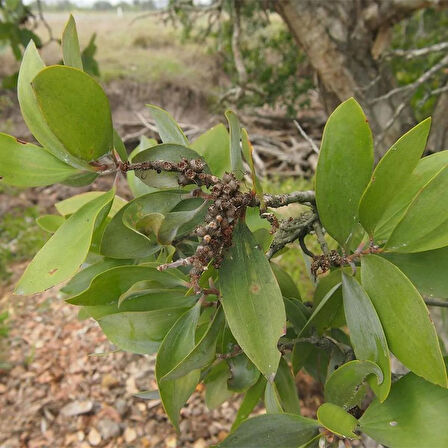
[203, 234, 212, 243]
[196, 226, 207, 237]
[162, 161, 172, 171]
[216, 215, 223, 223]
[223, 173, 233, 183]
[185, 169, 196, 180]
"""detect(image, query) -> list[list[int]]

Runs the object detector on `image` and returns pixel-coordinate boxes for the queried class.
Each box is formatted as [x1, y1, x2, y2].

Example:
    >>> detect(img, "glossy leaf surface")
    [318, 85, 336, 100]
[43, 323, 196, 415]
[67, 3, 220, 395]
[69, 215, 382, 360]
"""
[315, 98, 373, 248]
[317, 403, 359, 439]
[218, 414, 319, 448]
[16, 190, 114, 295]
[0, 133, 80, 186]
[147, 104, 189, 145]
[32, 65, 113, 161]
[62, 15, 83, 70]
[225, 110, 244, 179]
[156, 304, 200, 430]
[359, 119, 430, 235]
[361, 255, 447, 387]
[342, 273, 391, 401]
[360, 372, 448, 448]
[220, 221, 285, 380]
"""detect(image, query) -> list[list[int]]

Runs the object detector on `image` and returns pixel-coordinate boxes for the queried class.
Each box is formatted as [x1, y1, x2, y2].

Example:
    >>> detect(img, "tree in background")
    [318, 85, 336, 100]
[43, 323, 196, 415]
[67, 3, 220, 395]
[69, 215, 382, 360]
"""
[154, 0, 448, 154]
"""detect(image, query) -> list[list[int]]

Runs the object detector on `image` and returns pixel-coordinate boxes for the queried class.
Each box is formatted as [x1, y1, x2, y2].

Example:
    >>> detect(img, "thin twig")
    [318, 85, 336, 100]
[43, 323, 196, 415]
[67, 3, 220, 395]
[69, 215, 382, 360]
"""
[425, 298, 448, 308]
[293, 120, 319, 154]
[385, 42, 448, 60]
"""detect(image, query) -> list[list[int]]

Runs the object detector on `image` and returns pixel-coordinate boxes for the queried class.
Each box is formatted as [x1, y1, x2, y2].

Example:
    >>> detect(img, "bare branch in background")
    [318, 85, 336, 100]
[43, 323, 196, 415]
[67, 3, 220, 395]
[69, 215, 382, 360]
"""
[293, 120, 319, 154]
[385, 41, 448, 60]
[371, 53, 448, 104]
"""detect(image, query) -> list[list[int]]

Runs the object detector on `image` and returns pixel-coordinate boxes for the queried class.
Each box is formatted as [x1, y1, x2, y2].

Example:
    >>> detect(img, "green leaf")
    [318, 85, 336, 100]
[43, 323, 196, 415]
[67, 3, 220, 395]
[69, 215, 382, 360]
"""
[360, 372, 448, 448]
[36, 214, 65, 233]
[113, 129, 128, 162]
[225, 110, 244, 180]
[220, 221, 286, 380]
[61, 258, 133, 296]
[325, 360, 383, 409]
[284, 298, 309, 334]
[92, 306, 190, 355]
[383, 247, 448, 298]
[241, 128, 263, 198]
[315, 98, 373, 248]
[361, 255, 447, 387]
[375, 151, 448, 242]
[273, 357, 301, 414]
[62, 14, 83, 70]
[32, 65, 113, 161]
[204, 362, 234, 409]
[359, 119, 431, 236]
[56, 191, 126, 216]
[100, 190, 186, 259]
[385, 162, 448, 252]
[0, 133, 81, 186]
[317, 403, 359, 439]
[271, 263, 301, 299]
[191, 123, 230, 177]
[15, 190, 114, 295]
[231, 376, 266, 431]
[66, 265, 186, 306]
[18, 42, 90, 169]
[299, 282, 342, 337]
[162, 307, 225, 381]
[342, 273, 391, 402]
[156, 304, 201, 430]
[264, 381, 283, 414]
[227, 353, 260, 392]
[147, 104, 189, 146]
[132, 143, 208, 188]
[218, 414, 319, 448]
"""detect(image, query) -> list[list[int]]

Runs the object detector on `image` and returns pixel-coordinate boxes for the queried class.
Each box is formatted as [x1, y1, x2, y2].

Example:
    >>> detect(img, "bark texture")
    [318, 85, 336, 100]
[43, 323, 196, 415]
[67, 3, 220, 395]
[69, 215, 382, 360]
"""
[275, 0, 448, 155]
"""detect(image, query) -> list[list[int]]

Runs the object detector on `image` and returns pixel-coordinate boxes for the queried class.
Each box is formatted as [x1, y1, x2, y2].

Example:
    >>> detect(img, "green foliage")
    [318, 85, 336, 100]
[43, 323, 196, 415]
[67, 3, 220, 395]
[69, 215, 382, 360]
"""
[3, 19, 448, 447]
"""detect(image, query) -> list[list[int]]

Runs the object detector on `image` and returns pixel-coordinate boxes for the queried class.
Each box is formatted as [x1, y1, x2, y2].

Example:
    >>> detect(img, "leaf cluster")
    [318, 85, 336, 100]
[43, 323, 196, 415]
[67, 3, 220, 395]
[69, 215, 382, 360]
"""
[1, 17, 448, 447]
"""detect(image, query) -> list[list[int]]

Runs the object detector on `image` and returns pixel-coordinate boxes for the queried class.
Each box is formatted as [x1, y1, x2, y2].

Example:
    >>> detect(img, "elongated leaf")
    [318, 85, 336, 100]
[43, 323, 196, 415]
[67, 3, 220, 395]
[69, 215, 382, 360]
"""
[265, 381, 283, 414]
[0, 133, 81, 186]
[16, 190, 114, 295]
[315, 98, 373, 248]
[127, 136, 157, 197]
[66, 265, 186, 305]
[317, 403, 359, 439]
[359, 119, 431, 236]
[273, 357, 300, 414]
[18, 42, 89, 169]
[56, 191, 126, 216]
[100, 190, 184, 259]
[204, 362, 234, 409]
[375, 151, 448, 242]
[360, 372, 448, 448]
[162, 307, 224, 381]
[231, 376, 266, 431]
[220, 221, 285, 380]
[299, 283, 342, 337]
[218, 414, 319, 448]
[191, 124, 230, 176]
[242, 128, 263, 198]
[385, 163, 448, 252]
[95, 307, 189, 355]
[361, 255, 447, 387]
[225, 110, 244, 180]
[61, 258, 133, 296]
[271, 263, 301, 299]
[132, 143, 207, 188]
[32, 65, 113, 161]
[62, 15, 83, 70]
[156, 304, 201, 430]
[113, 129, 128, 162]
[383, 248, 448, 298]
[147, 104, 188, 145]
[325, 360, 383, 409]
[36, 214, 65, 233]
[284, 298, 309, 334]
[342, 273, 391, 402]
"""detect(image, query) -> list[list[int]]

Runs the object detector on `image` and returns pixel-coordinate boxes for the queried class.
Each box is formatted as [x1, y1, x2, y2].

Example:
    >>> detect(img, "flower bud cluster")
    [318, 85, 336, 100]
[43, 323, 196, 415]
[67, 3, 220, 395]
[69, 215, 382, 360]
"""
[189, 172, 252, 288]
